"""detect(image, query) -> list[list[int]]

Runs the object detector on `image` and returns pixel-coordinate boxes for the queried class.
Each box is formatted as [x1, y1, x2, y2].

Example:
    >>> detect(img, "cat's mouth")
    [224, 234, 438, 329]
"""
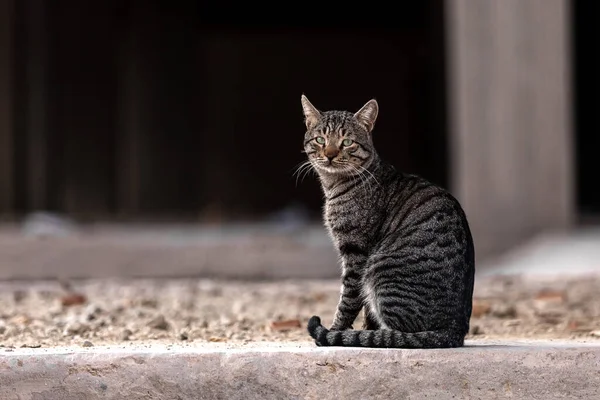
[314, 159, 355, 174]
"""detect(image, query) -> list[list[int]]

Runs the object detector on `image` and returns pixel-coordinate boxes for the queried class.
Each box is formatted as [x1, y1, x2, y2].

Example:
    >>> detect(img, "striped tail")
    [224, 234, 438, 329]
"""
[307, 316, 464, 349]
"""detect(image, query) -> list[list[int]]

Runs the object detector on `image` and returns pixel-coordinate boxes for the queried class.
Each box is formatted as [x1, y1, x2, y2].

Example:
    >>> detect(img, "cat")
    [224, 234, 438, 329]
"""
[300, 95, 475, 348]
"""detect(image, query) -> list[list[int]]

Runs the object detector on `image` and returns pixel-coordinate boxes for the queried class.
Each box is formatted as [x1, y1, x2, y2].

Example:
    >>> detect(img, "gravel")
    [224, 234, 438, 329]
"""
[1, 275, 600, 349]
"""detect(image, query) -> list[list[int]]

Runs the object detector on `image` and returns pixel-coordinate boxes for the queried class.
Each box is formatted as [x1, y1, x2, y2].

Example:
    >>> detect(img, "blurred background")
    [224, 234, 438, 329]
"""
[0, 0, 597, 281]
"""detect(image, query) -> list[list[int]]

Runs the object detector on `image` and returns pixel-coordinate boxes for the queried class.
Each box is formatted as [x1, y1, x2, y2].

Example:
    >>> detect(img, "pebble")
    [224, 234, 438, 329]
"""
[533, 289, 567, 312]
[469, 325, 483, 335]
[120, 329, 133, 341]
[13, 291, 27, 303]
[148, 315, 170, 330]
[82, 340, 94, 347]
[471, 300, 491, 318]
[141, 299, 158, 309]
[63, 322, 88, 336]
[491, 304, 517, 319]
[84, 304, 103, 321]
[60, 293, 87, 307]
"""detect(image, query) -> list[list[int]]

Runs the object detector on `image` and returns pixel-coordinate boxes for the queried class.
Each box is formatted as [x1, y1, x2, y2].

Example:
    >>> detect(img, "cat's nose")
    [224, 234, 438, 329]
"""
[324, 146, 339, 160]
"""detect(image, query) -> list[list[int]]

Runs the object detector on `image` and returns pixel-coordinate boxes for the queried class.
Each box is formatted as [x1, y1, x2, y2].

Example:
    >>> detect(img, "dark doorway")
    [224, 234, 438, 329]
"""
[573, 0, 600, 216]
[5, 1, 448, 221]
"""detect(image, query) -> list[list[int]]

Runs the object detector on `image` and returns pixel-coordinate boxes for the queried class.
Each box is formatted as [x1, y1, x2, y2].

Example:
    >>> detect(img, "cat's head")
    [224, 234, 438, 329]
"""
[301, 95, 378, 175]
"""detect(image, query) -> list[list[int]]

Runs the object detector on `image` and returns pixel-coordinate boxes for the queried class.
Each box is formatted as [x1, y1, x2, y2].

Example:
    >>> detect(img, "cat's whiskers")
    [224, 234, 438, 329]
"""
[334, 159, 367, 196]
[301, 162, 319, 183]
[347, 163, 374, 197]
[334, 158, 375, 196]
[292, 160, 316, 186]
[354, 163, 380, 187]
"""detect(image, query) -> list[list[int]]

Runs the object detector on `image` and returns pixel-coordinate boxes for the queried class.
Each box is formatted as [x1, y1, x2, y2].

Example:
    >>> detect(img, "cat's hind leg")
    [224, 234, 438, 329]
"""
[361, 304, 380, 330]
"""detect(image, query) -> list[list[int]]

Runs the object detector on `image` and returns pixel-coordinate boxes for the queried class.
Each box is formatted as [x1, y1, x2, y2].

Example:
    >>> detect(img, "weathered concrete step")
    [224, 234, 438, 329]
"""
[1, 340, 599, 399]
[3, 222, 600, 281]
[0, 223, 339, 280]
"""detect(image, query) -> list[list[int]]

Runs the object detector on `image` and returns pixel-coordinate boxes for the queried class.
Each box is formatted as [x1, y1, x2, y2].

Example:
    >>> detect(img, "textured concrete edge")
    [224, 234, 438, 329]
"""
[1, 342, 600, 400]
[0, 225, 342, 281]
[1, 224, 598, 281]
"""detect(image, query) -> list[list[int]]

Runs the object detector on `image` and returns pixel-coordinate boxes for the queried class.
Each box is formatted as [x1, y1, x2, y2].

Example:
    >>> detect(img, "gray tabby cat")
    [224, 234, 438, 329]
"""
[300, 95, 475, 348]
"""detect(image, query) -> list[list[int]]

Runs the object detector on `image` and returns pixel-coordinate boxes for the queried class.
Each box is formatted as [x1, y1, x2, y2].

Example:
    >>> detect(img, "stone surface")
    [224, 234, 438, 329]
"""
[1, 340, 600, 399]
[4, 275, 600, 348]
[479, 228, 600, 278]
[0, 223, 339, 280]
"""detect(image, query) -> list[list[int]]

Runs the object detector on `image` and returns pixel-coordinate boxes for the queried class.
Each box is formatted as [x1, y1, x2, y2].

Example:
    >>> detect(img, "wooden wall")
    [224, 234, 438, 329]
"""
[0, 0, 14, 216]
[0, 1, 447, 222]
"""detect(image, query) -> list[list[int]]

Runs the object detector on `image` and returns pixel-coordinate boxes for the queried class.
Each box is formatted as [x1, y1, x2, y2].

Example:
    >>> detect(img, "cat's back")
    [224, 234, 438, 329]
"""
[382, 172, 473, 246]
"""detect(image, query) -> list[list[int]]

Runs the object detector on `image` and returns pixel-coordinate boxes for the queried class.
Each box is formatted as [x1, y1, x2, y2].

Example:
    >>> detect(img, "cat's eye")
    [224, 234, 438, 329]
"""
[342, 139, 354, 146]
[315, 137, 326, 145]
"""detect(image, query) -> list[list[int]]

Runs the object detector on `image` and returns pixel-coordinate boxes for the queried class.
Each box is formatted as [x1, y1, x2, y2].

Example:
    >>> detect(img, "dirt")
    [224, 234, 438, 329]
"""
[1, 275, 600, 349]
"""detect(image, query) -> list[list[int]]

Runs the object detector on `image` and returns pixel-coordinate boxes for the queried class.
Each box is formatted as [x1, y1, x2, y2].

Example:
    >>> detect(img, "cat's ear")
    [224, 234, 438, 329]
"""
[354, 99, 379, 133]
[301, 95, 322, 130]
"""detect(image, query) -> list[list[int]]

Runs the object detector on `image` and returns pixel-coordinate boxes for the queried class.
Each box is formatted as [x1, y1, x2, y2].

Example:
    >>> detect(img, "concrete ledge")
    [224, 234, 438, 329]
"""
[1, 340, 600, 399]
[2, 223, 600, 281]
[0, 223, 339, 280]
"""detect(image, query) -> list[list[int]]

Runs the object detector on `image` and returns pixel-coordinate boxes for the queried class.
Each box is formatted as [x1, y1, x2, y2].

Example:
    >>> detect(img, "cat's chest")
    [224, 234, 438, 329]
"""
[323, 199, 375, 237]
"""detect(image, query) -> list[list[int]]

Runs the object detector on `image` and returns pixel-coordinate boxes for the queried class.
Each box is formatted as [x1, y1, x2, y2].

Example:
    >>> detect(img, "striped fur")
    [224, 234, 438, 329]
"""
[300, 95, 475, 348]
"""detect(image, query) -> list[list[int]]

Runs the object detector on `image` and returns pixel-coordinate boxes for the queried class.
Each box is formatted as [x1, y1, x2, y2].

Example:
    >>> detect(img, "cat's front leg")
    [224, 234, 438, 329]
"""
[330, 257, 365, 331]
